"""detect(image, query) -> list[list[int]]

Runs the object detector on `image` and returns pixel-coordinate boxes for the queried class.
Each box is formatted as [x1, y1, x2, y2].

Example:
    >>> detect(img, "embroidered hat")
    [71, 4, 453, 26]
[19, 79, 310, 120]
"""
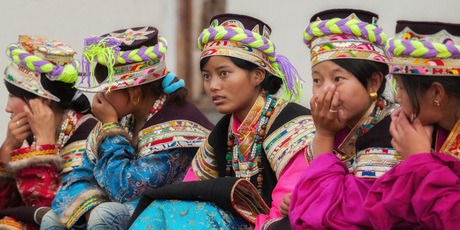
[78, 26, 169, 93]
[4, 35, 79, 102]
[198, 13, 303, 101]
[304, 9, 389, 67]
[387, 20, 460, 76]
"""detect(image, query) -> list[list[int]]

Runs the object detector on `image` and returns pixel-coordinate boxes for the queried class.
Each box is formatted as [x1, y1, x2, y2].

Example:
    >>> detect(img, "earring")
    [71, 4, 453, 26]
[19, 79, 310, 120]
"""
[434, 99, 440, 106]
[369, 92, 378, 101]
[131, 95, 140, 106]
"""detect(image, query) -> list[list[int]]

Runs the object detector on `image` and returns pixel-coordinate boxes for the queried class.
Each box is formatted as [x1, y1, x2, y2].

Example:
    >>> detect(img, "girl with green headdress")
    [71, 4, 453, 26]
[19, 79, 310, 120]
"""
[128, 13, 314, 230]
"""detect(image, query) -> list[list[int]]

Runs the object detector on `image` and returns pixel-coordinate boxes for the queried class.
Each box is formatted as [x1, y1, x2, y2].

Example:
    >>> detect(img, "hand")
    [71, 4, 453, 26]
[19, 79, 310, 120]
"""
[310, 84, 347, 138]
[0, 112, 32, 163]
[280, 193, 292, 218]
[389, 108, 433, 159]
[92, 93, 118, 124]
[24, 99, 56, 145]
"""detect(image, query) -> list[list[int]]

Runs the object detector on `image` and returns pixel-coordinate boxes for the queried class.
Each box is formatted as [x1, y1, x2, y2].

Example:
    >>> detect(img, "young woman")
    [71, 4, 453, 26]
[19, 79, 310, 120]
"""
[0, 36, 96, 230]
[41, 26, 214, 230]
[365, 20, 460, 229]
[128, 14, 314, 230]
[288, 9, 401, 229]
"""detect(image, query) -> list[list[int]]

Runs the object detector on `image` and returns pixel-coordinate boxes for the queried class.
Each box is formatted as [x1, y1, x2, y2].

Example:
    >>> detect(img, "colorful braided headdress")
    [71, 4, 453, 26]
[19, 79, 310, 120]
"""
[387, 20, 460, 76]
[78, 26, 169, 93]
[198, 13, 303, 102]
[304, 9, 389, 67]
[4, 35, 79, 101]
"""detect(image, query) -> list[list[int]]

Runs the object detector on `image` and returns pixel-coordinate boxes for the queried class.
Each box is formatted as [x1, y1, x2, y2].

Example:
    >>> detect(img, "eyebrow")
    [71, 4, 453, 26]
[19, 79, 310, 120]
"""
[202, 65, 230, 72]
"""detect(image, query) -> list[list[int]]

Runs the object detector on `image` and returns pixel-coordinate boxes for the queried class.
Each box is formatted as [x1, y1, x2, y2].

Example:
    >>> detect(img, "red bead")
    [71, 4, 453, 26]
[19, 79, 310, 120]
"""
[371, 121, 376, 125]
[234, 160, 238, 163]
[150, 109, 156, 113]
[376, 101, 384, 109]
[249, 158, 254, 162]
[248, 167, 252, 170]
[157, 106, 162, 110]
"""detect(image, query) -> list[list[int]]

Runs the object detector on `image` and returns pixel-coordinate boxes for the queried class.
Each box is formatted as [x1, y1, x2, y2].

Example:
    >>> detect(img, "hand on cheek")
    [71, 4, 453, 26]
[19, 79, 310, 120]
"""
[389, 108, 433, 159]
[92, 93, 118, 124]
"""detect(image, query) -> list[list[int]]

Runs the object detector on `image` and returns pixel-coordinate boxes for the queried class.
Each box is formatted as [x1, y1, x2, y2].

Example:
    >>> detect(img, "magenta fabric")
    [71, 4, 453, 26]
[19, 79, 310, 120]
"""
[254, 149, 309, 230]
[365, 152, 460, 230]
[289, 152, 375, 229]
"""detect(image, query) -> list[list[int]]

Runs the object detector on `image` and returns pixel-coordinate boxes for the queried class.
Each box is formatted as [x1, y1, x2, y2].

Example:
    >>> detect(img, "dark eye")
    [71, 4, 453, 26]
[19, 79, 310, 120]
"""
[335, 77, 344, 82]
[220, 71, 229, 76]
[313, 78, 321, 84]
[202, 74, 211, 80]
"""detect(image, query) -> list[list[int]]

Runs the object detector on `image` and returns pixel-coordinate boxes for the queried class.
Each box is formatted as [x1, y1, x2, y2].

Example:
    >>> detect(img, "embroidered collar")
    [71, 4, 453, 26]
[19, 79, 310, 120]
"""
[439, 118, 460, 160]
[337, 99, 398, 159]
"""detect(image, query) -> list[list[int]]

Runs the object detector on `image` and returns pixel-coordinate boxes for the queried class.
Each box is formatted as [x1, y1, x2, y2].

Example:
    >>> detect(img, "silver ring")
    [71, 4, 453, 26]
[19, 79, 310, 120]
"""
[329, 109, 338, 113]
[16, 121, 20, 127]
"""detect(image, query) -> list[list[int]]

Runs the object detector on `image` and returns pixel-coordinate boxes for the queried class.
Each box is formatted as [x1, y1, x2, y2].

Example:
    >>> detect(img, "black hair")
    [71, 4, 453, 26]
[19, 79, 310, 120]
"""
[94, 63, 188, 106]
[331, 59, 389, 97]
[397, 74, 460, 116]
[200, 56, 283, 94]
[4, 76, 91, 114]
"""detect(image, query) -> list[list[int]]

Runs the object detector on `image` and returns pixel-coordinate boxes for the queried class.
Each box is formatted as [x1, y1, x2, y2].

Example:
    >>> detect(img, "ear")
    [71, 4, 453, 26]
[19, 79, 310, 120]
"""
[252, 67, 266, 86]
[368, 72, 384, 93]
[430, 82, 445, 103]
[39, 98, 52, 107]
[128, 87, 142, 98]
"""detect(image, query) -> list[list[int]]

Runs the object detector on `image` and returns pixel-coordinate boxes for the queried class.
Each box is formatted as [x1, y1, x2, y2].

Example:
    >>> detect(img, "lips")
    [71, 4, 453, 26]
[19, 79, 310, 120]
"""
[212, 95, 225, 104]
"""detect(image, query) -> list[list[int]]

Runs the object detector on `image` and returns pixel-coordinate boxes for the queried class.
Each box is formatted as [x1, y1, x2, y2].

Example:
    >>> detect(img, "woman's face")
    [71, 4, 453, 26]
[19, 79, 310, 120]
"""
[394, 75, 437, 125]
[5, 94, 27, 119]
[312, 61, 376, 127]
[100, 89, 131, 119]
[202, 56, 263, 121]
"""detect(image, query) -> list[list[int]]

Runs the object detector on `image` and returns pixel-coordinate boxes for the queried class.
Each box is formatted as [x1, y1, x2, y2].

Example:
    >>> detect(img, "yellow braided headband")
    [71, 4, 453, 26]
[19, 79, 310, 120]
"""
[6, 44, 79, 84]
[198, 26, 303, 102]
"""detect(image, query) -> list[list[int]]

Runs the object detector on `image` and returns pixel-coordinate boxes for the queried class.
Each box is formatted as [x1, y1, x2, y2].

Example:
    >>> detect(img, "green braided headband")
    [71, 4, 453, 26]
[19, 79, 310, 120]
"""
[303, 18, 386, 47]
[84, 36, 168, 67]
[7, 44, 79, 84]
[386, 38, 460, 58]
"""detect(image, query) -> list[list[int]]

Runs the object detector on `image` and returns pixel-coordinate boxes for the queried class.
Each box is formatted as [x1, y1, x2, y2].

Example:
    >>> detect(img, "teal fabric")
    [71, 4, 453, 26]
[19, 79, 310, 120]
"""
[129, 200, 251, 230]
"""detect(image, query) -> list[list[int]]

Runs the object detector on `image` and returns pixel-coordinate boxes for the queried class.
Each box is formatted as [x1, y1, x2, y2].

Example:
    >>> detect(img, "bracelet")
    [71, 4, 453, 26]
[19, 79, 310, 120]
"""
[34, 206, 49, 225]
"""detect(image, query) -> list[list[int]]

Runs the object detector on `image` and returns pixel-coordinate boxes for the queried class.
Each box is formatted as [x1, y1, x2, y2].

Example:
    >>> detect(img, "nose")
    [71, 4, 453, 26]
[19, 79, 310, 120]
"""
[5, 99, 12, 113]
[209, 76, 221, 91]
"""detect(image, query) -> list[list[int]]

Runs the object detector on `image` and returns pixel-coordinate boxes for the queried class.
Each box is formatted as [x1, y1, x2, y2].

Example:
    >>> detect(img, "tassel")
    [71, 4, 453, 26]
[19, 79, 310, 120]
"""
[273, 54, 304, 102]
[82, 37, 122, 91]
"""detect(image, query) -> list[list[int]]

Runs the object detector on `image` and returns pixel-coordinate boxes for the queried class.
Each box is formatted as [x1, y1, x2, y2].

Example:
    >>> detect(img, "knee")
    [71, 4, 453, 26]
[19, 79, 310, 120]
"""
[40, 210, 65, 230]
[88, 202, 130, 230]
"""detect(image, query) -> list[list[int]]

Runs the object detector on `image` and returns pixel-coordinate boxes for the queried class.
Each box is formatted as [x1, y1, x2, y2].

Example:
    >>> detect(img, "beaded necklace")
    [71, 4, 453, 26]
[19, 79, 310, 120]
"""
[357, 99, 386, 136]
[125, 93, 167, 137]
[57, 110, 78, 146]
[226, 94, 277, 195]
[31, 109, 78, 149]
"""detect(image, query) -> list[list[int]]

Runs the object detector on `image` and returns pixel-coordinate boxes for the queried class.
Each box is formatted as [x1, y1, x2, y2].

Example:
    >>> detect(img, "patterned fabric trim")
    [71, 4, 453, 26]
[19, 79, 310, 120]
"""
[439, 118, 460, 160]
[59, 140, 86, 174]
[0, 216, 24, 230]
[391, 56, 460, 76]
[354, 147, 402, 178]
[8, 144, 61, 172]
[0, 164, 14, 180]
[61, 189, 109, 228]
[86, 122, 129, 163]
[264, 115, 315, 179]
[231, 179, 270, 224]
[192, 139, 218, 180]
[138, 120, 211, 158]
[311, 34, 389, 66]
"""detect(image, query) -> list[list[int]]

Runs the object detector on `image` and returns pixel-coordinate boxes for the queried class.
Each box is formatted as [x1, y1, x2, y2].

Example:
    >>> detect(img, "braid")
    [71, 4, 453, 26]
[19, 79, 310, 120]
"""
[303, 18, 386, 47]
[198, 26, 277, 62]
[6, 44, 79, 84]
[386, 38, 460, 58]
